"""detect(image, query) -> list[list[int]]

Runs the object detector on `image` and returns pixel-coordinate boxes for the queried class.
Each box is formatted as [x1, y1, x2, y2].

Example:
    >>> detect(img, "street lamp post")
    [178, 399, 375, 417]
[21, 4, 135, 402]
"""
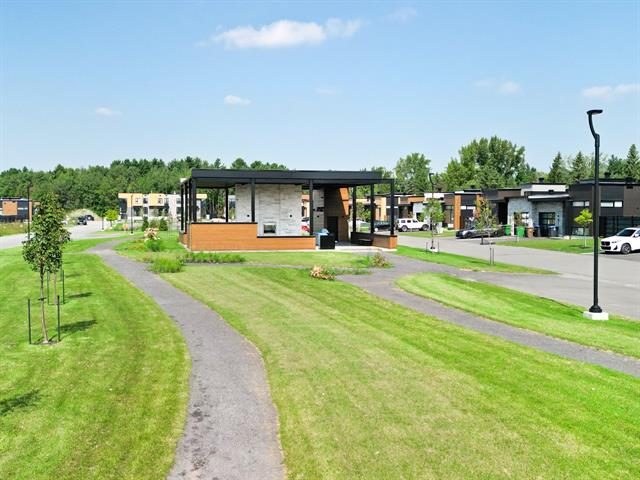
[584, 109, 608, 320]
[428, 172, 435, 251]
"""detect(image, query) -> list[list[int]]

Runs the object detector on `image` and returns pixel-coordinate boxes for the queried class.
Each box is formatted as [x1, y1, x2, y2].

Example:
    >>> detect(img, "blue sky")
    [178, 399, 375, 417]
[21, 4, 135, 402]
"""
[1, 1, 639, 173]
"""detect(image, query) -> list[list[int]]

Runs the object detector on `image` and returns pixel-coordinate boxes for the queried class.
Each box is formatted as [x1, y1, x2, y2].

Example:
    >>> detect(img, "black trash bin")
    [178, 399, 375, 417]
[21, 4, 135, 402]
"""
[319, 233, 336, 250]
[534, 226, 541, 237]
[548, 225, 558, 237]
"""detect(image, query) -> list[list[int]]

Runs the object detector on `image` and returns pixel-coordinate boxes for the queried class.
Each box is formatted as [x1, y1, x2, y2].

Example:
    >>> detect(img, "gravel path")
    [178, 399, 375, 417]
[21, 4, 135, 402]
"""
[340, 253, 640, 378]
[89, 241, 285, 480]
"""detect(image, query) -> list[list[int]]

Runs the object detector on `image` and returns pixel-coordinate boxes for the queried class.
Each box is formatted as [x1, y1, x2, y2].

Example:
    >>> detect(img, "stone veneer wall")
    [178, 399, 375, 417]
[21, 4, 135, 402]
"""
[235, 184, 302, 236]
[507, 197, 566, 235]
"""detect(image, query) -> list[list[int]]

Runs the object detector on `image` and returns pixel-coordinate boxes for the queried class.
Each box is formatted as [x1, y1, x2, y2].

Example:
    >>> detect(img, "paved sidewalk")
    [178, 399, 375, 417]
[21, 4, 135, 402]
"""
[89, 240, 285, 480]
[340, 254, 640, 378]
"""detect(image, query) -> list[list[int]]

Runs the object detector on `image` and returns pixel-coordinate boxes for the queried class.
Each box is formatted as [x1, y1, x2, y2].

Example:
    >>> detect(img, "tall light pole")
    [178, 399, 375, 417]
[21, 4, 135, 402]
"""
[428, 172, 435, 250]
[584, 109, 608, 320]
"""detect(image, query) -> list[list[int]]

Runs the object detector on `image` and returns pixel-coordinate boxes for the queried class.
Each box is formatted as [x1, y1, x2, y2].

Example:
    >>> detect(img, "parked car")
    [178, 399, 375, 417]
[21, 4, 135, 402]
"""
[85, 214, 95, 221]
[601, 227, 640, 254]
[373, 220, 391, 232]
[396, 218, 428, 232]
[76, 216, 87, 225]
[456, 226, 503, 239]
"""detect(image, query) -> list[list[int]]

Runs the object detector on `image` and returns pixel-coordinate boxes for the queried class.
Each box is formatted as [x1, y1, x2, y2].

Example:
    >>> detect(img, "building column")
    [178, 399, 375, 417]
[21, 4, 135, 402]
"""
[180, 183, 184, 232]
[191, 179, 198, 223]
[225, 187, 229, 222]
[370, 184, 375, 233]
[250, 179, 256, 223]
[309, 180, 314, 234]
[390, 179, 395, 235]
[351, 187, 357, 236]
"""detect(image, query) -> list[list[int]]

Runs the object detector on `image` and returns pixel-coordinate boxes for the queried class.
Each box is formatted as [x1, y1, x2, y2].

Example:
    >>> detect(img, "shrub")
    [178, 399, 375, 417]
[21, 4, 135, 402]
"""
[149, 218, 160, 229]
[310, 265, 336, 280]
[182, 252, 246, 264]
[141, 217, 149, 230]
[159, 218, 168, 231]
[362, 252, 391, 268]
[145, 239, 164, 252]
[149, 257, 183, 273]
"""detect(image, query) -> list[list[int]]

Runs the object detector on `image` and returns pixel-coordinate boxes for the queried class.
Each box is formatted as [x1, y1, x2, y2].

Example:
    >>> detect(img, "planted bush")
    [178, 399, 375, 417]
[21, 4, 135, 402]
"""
[182, 252, 246, 264]
[159, 218, 169, 231]
[149, 218, 160, 229]
[362, 252, 391, 268]
[310, 265, 336, 280]
[150, 257, 183, 273]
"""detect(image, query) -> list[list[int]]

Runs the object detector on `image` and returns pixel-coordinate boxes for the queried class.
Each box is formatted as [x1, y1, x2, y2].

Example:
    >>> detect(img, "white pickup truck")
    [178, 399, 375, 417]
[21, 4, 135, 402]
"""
[396, 218, 428, 232]
[601, 227, 640, 254]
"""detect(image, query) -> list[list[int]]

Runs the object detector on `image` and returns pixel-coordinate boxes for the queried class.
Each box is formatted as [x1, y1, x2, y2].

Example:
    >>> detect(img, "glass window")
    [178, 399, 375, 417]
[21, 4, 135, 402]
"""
[601, 201, 614, 208]
[616, 228, 635, 237]
[614, 201, 623, 208]
[263, 223, 276, 235]
[572, 201, 584, 207]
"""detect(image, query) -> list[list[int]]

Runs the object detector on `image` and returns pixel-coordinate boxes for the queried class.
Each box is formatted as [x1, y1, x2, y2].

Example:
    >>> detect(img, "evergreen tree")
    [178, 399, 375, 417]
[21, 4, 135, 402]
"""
[626, 144, 640, 180]
[569, 151, 589, 183]
[547, 152, 569, 184]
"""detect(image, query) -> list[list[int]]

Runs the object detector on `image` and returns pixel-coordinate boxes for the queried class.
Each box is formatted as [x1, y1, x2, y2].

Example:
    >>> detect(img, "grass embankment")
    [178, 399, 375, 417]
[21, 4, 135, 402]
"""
[396, 245, 554, 274]
[397, 273, 640, 358]
[0, 243, 190, 479]
[399, 229, 457, 238]
[500, 237, 596, 253]
[0, 222, 27, 237]
[164, 265, 640, 478]
[116, 232, 384, 269]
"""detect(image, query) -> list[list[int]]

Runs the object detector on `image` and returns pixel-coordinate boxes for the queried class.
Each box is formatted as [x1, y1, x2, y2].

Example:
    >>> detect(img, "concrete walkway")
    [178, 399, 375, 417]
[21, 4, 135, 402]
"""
[340, 253, 640, 378]
[89, 241, 285, 480]
[399, 235, 640, 319]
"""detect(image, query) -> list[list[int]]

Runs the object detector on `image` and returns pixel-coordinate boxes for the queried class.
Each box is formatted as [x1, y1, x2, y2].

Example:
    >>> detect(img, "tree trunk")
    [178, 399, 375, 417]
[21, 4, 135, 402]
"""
[53, 271, 58, 305]
[39, 269, 49, 344]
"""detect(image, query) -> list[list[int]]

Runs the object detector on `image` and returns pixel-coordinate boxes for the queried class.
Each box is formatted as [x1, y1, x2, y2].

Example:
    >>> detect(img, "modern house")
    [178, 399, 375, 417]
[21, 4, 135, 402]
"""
[118, 192, 207, 221]
[179, 169, 397, 251]
[0, 198, 37, 223]
[567, 177, 640, 236]
[443, 190, 483, 229]
[503, 183, 569, 236]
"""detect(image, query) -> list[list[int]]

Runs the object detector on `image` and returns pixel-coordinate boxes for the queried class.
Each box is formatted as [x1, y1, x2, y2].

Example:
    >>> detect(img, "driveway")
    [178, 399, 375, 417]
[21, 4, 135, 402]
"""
[398, 235, 640, 319]
[0, 220, 117, 249]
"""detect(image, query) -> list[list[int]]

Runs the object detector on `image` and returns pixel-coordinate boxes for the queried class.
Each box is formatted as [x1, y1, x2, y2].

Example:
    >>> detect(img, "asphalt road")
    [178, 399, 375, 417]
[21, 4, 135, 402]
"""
[398, 234, 640, 319]
[0, 220, 117, 249]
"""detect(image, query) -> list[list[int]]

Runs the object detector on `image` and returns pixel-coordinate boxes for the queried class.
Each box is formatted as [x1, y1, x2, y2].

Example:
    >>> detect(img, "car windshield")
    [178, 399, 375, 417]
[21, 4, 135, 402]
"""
[615, 228, 636, 237]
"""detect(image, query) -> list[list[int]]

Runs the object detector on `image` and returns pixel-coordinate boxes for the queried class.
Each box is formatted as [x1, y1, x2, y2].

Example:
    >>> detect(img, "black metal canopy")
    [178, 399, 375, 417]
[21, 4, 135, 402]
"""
[186, 168, 388, 188]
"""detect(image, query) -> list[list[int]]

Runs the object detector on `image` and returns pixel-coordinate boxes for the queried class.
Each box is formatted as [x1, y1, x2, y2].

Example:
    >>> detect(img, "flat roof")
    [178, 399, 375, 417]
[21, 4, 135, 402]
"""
[188, 169, 387, 188]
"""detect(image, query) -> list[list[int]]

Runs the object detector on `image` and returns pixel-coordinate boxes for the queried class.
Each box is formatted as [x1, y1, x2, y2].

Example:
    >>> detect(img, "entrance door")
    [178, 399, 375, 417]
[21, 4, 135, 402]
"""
[327, 216, 339, 237]
[538, 212, 556, 237]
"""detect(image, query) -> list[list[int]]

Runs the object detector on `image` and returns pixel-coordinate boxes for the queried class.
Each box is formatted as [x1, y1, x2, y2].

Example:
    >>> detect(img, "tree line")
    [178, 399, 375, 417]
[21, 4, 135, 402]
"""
[1, 139, 638, 215]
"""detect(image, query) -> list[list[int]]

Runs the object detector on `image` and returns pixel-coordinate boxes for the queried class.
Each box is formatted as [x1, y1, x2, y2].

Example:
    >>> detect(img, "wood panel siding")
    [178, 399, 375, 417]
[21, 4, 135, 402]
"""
[187, 223, 316, 251]
[2, 201, 17, 216]
[453, 195, 462, 230]
[350, 232, 397, 249]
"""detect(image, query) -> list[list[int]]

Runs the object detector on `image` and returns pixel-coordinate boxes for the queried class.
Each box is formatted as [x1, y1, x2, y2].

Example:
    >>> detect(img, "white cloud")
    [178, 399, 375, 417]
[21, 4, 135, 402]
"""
[582, 83, 640, 98]
[315, 87, 340, 96]
[388, 7, 418, 22]
[95, 107, 120, 116]
[498, 80, 521, 94]
[475, 79, 521, 95]
[223, 95, 251, 106]
[200, 18, 362, 49]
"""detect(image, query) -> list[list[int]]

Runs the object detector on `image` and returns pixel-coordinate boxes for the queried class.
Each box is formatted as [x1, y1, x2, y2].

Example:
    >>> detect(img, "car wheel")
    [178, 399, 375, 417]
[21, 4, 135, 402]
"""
[621, 243, 631, 255]
[421, 225, 429, 231]
[401, 226, 408, 232]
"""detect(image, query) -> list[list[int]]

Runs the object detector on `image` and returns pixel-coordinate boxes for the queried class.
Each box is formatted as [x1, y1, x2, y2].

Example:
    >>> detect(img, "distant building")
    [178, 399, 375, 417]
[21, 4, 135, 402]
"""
[0, 198, 37, 223]
[118, 192, 207, 221]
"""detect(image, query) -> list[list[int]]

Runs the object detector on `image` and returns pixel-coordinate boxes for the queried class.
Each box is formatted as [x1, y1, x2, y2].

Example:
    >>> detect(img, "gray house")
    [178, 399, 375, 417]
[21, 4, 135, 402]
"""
[505, 183, 569, 236]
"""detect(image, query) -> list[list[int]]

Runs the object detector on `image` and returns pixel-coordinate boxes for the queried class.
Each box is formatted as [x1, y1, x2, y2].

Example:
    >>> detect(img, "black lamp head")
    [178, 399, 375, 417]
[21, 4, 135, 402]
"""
[587, 109, 603, 116]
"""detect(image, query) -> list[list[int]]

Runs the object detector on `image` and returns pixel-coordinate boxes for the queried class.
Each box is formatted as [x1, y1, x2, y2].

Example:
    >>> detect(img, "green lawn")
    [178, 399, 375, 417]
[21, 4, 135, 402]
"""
[397, 272, 640, 358]
[399, 229, 457, 238]
[164, 265, 640, 478]
[500, 237, 596, 253]
[395, 245, 555, 274]
[0, 222, 27, 237]
[0, 245, 190, 479]
[115, 232, 382, 268]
